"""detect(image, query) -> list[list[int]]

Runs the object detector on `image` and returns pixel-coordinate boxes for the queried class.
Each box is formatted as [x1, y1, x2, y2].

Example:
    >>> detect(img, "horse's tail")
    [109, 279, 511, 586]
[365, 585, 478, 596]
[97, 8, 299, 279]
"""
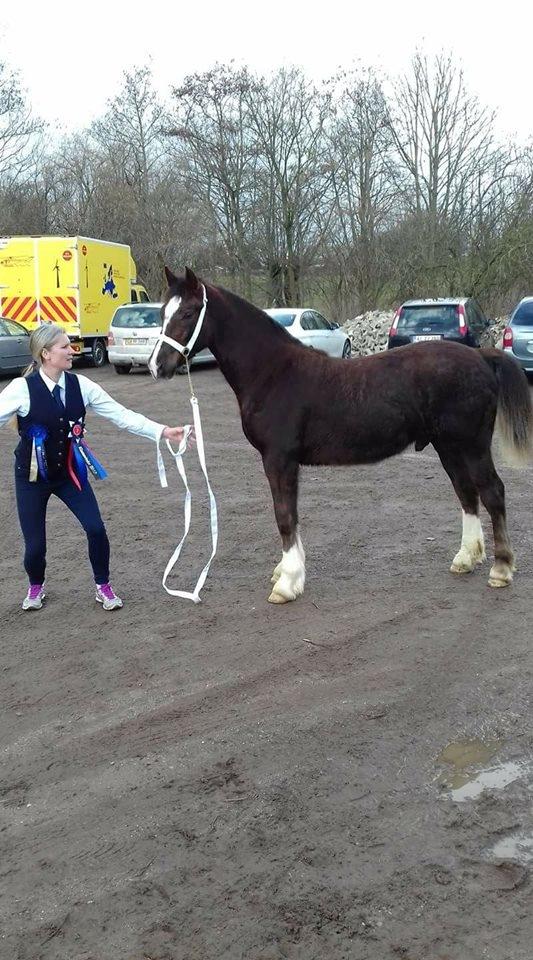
[481, 348, 533, 466]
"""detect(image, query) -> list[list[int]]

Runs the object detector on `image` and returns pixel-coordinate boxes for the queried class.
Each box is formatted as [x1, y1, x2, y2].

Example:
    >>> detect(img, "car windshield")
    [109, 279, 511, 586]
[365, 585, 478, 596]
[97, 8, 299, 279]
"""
[512, 302, 533, 327]
[267, 311, 296, 327]
[111, 307, 161, 329]
[398, 304, 459, 333]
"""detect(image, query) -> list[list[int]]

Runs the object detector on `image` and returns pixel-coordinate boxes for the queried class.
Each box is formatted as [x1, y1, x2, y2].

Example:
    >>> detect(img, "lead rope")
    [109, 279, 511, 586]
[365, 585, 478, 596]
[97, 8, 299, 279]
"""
[156, 355, 218, 603]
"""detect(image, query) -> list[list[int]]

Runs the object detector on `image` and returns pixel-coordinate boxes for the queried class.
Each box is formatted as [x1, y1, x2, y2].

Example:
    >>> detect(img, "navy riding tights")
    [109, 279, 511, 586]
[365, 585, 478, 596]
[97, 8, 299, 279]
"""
[15, 475, 110, 585]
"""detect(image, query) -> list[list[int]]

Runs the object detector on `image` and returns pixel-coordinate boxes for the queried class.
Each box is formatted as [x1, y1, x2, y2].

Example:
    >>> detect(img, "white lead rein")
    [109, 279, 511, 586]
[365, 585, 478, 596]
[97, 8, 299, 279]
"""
[151, 285, 218, 603]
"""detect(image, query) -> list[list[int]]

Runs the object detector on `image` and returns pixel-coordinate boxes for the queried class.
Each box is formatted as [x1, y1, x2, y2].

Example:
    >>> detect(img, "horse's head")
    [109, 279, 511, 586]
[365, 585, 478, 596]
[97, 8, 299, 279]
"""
[149, 266, 210, 379]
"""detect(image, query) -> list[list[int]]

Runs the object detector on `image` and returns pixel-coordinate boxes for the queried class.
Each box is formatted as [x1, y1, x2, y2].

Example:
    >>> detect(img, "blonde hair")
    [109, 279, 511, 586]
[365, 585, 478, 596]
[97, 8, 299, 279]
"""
[22, 322, 67, 376]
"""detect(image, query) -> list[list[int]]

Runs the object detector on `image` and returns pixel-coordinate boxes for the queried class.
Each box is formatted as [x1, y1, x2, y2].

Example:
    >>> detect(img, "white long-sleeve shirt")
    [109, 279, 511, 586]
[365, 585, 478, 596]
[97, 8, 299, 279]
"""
[0, 369, 165, 442]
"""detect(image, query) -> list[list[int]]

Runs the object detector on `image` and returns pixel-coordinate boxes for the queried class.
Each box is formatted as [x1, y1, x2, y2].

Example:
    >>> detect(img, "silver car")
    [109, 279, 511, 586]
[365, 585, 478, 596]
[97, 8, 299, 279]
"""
[501, 297, 533, 373]
[264, 308, 351, 358]
[0, 318, 33, 375]
[107, 302, 215, 375]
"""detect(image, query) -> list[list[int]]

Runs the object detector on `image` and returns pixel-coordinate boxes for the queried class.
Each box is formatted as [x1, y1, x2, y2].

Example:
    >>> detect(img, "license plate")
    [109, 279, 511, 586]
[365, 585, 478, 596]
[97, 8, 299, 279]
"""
[124, 337, 147, 345]
[413, 335, 442, 342]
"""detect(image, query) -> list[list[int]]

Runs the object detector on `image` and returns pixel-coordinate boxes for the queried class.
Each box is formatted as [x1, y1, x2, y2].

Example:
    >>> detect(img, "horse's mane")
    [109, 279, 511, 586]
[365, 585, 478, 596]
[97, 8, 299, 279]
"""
[207, 283, 311, 351]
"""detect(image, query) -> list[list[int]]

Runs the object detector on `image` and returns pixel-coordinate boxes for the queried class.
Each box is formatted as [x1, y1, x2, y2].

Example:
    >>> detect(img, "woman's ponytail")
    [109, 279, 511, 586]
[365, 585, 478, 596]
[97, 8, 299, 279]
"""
[21, 359, 38, 378]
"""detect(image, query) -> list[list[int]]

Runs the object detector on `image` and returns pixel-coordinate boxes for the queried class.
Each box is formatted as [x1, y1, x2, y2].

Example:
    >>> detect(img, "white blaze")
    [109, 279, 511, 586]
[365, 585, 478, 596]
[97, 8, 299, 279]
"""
[163, 295, 182, 327]
[148, 296, 182, 379]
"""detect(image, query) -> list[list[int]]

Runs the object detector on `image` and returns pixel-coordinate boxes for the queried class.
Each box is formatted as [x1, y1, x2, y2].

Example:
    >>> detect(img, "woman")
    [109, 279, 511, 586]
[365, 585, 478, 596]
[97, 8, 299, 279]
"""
[0, 323, 189, 611]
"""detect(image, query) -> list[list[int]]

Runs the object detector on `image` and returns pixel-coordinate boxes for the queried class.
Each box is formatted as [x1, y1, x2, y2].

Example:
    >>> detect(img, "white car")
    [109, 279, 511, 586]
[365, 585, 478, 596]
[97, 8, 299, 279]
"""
[107, 302, 215, 375]
[264, 308, 351, 358]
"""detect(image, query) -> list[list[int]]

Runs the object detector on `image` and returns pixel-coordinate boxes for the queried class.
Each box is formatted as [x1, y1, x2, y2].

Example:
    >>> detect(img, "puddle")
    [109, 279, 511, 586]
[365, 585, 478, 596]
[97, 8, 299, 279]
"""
[449, 760, 527, 802]
[438, 738, 533, 863]
[437, 738, 502, 790]
[436, 738, 533, 802]
[491, 832, 533, 864]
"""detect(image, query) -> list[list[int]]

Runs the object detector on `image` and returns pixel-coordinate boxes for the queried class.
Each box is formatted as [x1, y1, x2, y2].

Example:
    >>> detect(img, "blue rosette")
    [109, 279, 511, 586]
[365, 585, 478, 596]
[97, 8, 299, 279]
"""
[68, 420, 108, 488]
[27, 425, 49, 481]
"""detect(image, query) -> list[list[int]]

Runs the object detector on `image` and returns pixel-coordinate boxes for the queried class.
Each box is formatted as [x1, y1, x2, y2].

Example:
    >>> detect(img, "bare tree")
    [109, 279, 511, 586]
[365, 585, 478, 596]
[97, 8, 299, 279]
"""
[92, 66, 166, 197]
[166, 64, 256, 294]
[456, 148, 533, 304]
[0, 60, 43, 183]
[243, 68, 332, 306]
[326, 68, 397, 313]
[89, 66, 197, 293]
[387, 53, 497, 269]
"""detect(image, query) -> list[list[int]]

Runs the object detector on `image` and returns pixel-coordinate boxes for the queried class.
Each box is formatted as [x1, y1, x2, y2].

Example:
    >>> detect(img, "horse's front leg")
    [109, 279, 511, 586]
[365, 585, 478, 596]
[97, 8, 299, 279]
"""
[263, 458, 305, 604]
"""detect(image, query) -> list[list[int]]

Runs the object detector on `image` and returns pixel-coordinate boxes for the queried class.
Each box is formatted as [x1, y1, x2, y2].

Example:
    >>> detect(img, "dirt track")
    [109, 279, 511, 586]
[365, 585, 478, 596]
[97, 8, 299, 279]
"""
[1, 363, 533, 960]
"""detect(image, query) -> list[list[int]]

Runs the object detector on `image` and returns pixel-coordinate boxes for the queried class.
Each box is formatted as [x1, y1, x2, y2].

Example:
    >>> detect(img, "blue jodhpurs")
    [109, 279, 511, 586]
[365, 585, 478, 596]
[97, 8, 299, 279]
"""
[15, 475, 110, 585]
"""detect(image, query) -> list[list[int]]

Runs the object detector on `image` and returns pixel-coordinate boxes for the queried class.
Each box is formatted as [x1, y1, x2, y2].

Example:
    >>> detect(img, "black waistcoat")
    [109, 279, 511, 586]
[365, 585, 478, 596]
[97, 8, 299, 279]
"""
[15, 372, 86, 480]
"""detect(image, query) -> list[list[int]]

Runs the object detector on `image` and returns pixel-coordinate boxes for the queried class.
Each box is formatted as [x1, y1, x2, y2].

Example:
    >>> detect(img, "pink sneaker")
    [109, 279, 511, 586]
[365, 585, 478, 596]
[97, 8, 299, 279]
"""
[22, 584, 46, 611]
[95, 582, 123, 611]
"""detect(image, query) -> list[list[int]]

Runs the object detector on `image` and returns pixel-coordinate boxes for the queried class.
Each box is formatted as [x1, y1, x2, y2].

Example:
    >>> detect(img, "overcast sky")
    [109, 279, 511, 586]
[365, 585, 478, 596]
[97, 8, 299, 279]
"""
[1, 0, 531, 139]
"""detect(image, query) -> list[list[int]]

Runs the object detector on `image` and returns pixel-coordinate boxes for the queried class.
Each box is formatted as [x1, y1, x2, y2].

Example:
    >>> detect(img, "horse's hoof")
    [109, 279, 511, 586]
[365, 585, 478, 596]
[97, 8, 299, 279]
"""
[488, 576, 511, 588]
[450, 560, 474, 575]
[450, 543, 486, 574]
[488, 564, 513, 588]
[488, 574, 513, 588]
[268, 590, 290, 604]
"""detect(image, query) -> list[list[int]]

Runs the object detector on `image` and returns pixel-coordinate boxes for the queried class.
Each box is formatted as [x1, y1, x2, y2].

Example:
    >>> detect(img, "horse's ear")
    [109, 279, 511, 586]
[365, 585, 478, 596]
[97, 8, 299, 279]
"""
[164, 265, 178, 286]
[184, 267, 201, 292]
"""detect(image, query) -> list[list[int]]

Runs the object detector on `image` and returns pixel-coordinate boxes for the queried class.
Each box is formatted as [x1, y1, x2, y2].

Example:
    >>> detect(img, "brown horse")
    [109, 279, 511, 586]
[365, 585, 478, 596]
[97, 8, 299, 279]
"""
[152, 267, 533, 603]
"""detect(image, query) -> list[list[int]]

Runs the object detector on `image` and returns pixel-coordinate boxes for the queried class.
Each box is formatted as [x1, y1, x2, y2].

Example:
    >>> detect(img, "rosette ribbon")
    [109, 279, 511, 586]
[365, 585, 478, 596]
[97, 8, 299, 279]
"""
[67, 420, 108, 490]
[27, 425, 49, 482]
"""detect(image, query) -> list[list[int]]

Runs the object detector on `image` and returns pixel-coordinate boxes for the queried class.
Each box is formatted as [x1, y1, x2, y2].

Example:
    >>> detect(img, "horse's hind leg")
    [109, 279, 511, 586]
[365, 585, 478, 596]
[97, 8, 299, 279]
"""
[263, 458, 305, 604]
[435, 444, 486, 574]
[465, 450, 515, 588]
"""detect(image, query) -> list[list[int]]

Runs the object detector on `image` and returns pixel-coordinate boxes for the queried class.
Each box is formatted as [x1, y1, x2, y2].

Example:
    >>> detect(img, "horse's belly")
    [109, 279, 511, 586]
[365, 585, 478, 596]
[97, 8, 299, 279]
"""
[300, 431, 414, 466]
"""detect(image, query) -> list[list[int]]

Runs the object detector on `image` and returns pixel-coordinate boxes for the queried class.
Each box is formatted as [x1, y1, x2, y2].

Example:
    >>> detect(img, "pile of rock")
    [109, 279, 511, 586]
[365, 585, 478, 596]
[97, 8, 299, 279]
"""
[489, 317, 507, 349]
[341, 311, 394, 356]
[341, 311, 508, 356]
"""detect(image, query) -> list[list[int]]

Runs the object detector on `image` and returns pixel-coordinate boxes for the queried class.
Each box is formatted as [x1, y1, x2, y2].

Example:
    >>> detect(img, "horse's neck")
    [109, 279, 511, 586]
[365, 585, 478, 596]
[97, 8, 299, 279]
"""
[209, 297, 282, 399]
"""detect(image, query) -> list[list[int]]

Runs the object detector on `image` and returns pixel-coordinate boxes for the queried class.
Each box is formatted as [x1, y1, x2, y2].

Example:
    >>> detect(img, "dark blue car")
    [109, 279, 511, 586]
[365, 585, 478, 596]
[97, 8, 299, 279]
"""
[388, 298, 492, 350]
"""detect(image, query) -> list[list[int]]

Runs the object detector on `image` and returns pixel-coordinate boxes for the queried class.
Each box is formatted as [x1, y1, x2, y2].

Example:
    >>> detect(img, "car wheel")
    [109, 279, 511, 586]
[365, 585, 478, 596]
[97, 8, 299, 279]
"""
[114, 364, 132, 375]
[342, 340, 352, 359]
[91, 338, 107, 367]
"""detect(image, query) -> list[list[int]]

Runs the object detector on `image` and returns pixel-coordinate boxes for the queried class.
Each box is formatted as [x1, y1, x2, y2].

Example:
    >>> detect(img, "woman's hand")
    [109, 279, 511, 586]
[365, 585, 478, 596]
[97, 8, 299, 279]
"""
[162, 425, 196, 447]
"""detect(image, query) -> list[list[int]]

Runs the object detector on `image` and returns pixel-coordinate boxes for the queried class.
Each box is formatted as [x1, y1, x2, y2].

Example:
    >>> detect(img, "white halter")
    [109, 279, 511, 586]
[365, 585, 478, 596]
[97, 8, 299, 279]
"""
[149, 285, 218, 604]
[148, 284, 208, 379]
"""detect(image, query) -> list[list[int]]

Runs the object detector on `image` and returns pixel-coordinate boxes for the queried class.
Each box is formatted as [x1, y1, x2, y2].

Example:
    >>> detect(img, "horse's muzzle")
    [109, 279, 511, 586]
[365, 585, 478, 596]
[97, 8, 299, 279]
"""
[148, 343, 181, 380]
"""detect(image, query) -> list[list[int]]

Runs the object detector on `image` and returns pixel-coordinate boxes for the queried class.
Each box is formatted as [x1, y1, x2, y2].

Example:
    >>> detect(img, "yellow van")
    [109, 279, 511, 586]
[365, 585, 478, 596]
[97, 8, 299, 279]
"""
[0, 235, 149, 366]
